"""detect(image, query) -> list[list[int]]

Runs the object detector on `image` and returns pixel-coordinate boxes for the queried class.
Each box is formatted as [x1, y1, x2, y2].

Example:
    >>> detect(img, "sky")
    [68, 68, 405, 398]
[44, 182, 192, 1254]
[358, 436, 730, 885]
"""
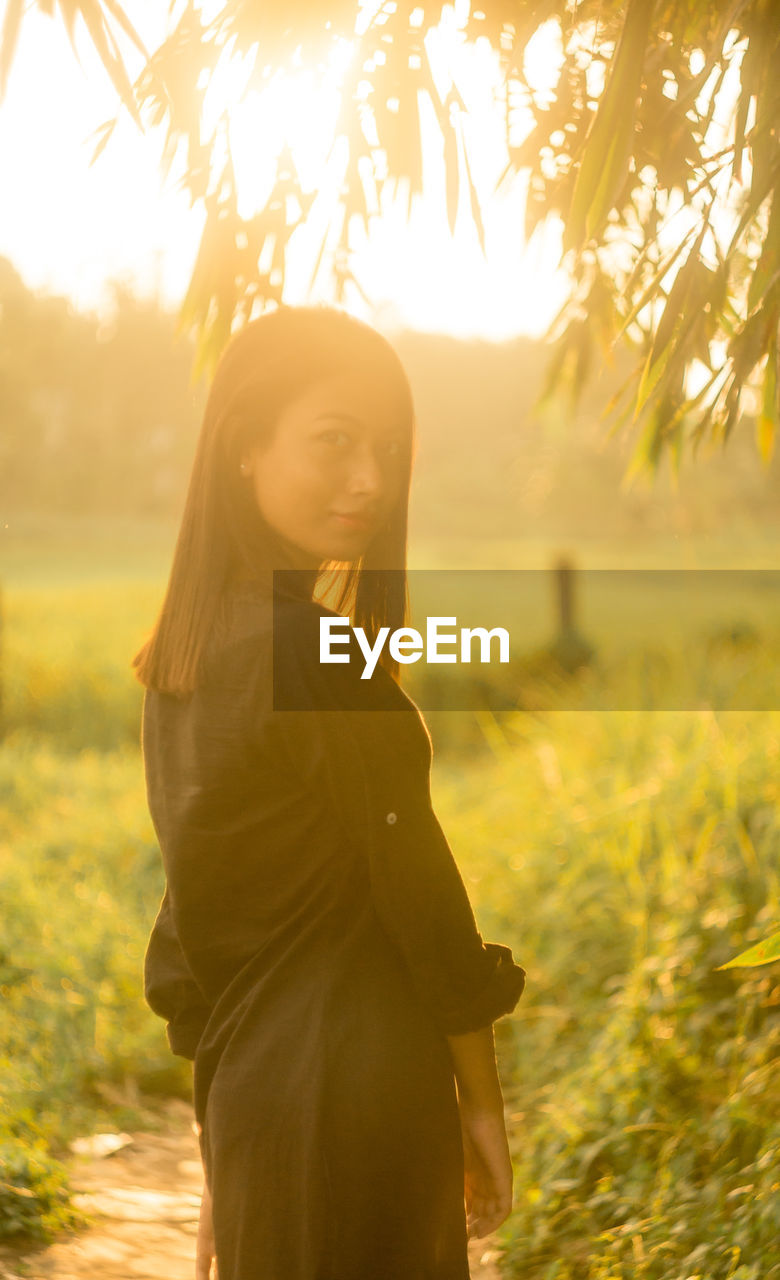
[0, 1, 568, 339]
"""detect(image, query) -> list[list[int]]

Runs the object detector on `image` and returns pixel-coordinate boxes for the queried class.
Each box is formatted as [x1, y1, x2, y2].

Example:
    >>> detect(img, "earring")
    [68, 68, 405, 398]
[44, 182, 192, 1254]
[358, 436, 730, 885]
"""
[239, 461, 249, 476]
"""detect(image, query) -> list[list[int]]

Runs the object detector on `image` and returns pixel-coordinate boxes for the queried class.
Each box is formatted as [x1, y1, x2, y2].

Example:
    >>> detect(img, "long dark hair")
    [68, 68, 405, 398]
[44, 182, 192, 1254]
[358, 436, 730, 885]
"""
[133, 305, 416, 696]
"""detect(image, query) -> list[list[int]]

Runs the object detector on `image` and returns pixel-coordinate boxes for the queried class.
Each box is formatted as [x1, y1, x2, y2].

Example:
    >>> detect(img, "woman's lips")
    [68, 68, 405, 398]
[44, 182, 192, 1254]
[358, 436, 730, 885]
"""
[331, 511, 373, 531]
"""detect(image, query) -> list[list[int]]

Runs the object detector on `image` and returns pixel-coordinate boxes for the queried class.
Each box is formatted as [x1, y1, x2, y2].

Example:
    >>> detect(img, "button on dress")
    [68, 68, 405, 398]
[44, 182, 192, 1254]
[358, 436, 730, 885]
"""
[142, 573, 526, 1280]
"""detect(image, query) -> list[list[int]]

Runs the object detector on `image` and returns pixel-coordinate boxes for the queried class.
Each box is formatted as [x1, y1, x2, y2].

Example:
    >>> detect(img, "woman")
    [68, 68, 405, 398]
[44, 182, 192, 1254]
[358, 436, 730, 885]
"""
[135, 305, 526, 1280]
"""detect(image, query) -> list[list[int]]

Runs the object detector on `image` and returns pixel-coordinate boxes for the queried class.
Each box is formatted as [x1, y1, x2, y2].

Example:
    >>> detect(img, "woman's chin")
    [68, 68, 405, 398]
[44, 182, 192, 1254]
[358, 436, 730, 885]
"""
[319, 534, 373, 563]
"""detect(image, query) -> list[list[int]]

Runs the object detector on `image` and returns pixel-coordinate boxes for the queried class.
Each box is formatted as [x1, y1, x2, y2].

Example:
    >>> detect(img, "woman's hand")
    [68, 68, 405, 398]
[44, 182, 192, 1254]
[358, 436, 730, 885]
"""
[459, 1104, 514, 1239]
[196, 1179, 218, 1280]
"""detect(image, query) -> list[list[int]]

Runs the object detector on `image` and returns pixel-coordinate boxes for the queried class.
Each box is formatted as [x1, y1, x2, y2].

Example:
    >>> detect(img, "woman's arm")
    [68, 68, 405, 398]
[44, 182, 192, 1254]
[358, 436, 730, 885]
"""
[267, 598, 527, 1037]
[143, 887, 212, 1059]
[446, 1023, 504, 1114]
[447, 1024, 514, 1239]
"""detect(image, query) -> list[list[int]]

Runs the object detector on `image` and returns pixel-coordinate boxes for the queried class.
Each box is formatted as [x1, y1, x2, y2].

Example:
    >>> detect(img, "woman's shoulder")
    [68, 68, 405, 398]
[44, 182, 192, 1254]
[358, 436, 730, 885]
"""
[197, 586, 273, 682]
[193, 587, 339, 711]
[142, 587, 433, 777]
[163, 581, 430, 732]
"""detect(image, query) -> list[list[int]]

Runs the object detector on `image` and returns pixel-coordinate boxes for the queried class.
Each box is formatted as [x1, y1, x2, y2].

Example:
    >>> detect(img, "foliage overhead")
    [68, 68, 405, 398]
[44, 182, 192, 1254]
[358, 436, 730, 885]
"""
[0, 0, 147, 120]
[2, 0, 779, 478]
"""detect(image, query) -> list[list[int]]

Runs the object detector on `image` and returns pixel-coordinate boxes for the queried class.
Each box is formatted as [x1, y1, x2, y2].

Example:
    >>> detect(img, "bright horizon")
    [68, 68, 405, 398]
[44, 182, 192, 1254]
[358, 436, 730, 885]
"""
[0, 1, 569, 339]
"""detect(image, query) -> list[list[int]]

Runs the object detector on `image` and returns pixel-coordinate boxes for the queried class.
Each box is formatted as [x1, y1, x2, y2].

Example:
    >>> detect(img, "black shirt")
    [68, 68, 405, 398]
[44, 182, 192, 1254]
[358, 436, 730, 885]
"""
[141, 575, 526, 1279]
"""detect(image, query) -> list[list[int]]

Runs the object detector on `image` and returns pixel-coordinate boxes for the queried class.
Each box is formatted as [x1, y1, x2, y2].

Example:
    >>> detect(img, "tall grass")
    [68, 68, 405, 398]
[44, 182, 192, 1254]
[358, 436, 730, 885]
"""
[1, 584, 155, 749]
[435, 710, 780, 1278]
[0, 736, 190, 1238]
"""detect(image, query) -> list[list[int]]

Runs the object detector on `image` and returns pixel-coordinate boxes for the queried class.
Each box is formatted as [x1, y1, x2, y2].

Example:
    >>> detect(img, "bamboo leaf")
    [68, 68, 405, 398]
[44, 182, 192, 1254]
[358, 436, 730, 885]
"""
[718, 929, 780, 969]
[564, 0, 654, 251]
[747, 189, 780, 317]
[307, 222, 333, 297]
[461, 123, 486, 258]
[732, 58, 750, 185]
[643, 221, 708, 375]
[444, 114, 458, 237]
[99, 0, 148, 59]
[583, 109, 630, 243]
[757, 328, 778, 466]
[623, 402, 664, 485]
[76, 0, 142, 124]
[87, 114, 118, 166]
[726, 152, 780, 261]
[635, 339, 673, 422]
[0, 0, 24, 98]
[58, 0, 82, 59]
[615, 227, 698, 343]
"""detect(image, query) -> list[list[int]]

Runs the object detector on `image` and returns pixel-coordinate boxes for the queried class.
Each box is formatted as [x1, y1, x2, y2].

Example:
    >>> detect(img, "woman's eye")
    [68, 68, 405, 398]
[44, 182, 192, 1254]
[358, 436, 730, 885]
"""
[316, 429, 402, 458]
[318, 430, 351, 448]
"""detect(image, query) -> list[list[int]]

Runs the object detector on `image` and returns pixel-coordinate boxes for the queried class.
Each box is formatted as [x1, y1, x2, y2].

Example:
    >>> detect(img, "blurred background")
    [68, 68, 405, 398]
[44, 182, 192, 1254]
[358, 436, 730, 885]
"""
[1, 2, 779, 1277]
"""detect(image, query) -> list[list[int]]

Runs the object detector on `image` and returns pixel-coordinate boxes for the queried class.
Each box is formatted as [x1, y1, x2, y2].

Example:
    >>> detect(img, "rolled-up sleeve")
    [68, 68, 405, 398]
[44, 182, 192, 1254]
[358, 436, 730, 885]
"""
[272, 599, 527, 1036]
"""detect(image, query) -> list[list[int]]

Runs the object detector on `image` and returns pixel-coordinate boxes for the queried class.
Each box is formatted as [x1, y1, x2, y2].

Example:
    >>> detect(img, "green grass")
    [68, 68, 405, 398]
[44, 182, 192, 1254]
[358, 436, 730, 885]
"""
[1, 582, 155, 749]
[0, 736, 190, 1241]
[452, 710, 780, 1279]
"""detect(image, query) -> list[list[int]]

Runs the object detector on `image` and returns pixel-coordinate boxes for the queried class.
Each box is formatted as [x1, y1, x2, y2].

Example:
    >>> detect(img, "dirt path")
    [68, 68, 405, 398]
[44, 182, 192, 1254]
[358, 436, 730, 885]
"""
[0, 1100, 503, 1279]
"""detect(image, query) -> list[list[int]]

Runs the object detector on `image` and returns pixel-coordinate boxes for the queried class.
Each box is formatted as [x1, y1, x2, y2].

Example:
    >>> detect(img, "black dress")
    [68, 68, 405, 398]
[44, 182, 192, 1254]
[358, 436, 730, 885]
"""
[142, 572, 526, 1280]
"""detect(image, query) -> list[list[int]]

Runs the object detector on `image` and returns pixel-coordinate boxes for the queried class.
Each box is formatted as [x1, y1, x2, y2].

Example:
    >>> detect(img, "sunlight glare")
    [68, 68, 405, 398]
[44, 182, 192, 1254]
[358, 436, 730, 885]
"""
[208, 0, 568, 336]
[0, 0, 568, 339]
[523, 20, 563, 96]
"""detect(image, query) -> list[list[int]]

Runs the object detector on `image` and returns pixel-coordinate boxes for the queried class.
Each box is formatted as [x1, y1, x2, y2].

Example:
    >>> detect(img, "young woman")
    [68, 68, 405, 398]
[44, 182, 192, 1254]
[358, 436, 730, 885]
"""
[134, 305, 526, 1280]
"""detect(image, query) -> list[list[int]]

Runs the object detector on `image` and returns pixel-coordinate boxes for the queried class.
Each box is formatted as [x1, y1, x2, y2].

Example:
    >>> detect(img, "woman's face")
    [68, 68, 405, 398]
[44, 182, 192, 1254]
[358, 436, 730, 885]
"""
[241, 371, 409, 568]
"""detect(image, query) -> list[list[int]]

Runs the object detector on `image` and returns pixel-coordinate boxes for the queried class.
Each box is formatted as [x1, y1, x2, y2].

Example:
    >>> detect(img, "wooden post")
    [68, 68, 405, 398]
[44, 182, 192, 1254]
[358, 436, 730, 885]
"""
[555, 556, 574, 634]
[0, 583, 3, 740]
[549, 555, 594, 673]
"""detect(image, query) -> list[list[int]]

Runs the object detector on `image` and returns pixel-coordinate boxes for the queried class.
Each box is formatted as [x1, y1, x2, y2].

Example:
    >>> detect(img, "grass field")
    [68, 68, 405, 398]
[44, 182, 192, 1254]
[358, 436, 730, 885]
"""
[1, 520, 779, 1274]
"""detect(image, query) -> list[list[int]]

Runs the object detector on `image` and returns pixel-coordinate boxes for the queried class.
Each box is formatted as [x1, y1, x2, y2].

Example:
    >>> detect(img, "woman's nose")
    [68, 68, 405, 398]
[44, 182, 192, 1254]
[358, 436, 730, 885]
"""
[346, 444, 385, 497]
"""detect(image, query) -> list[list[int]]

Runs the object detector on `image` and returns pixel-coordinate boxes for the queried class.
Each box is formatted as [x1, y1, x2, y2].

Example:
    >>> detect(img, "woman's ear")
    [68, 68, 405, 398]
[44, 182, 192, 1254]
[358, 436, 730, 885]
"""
[239, 441, 258, 477]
